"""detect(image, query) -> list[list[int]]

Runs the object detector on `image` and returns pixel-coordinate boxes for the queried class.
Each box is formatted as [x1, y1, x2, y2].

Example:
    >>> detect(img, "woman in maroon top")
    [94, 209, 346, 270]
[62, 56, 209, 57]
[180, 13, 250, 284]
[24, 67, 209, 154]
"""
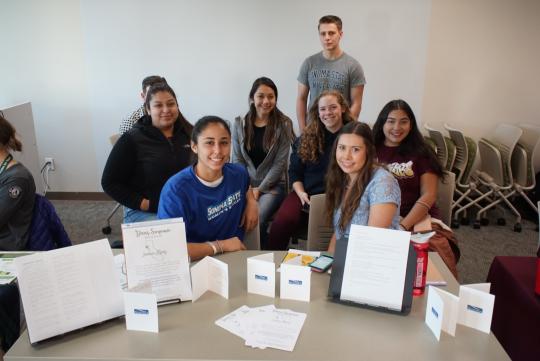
[373, 99, 459, 277]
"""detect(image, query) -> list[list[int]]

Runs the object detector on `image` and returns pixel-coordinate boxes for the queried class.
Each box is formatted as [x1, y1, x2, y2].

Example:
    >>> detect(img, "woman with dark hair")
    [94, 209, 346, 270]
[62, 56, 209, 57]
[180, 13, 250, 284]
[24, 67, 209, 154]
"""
[232, 77, 295, 247]
[373, 99, 459, 276]
[102, 82, 193, 223]
[0, 113, 36, 251]
[267, 90, 354, 250]
[326, 122, 400, 253]
[158, 116, 258, 261]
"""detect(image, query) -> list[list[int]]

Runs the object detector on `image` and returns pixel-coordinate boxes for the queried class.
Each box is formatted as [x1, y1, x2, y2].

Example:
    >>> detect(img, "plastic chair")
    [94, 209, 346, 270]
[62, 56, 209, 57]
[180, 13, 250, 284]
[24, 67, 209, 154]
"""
[437, 171, 456, 227]
[295, 194, 333, 251]
[474, 124, 523, 231]
[511, 123, 540, 217]
[424, 123, 449, 170]
[244, 222, 260, 250]
[102, 134, 122, 235]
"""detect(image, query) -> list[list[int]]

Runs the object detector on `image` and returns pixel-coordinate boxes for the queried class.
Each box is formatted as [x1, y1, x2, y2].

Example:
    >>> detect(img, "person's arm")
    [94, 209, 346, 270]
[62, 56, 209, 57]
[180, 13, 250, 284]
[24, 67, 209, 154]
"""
[187, 237, 246, 262]
[327, 233, 337, 253]
[101, 134, 146, 210]
[292, 181, 310, 205]
[349, 85, 365, 121]
[296, 83, 309, 133]
[400, 172, 439, 231]
[288, 138, 308, 205]
[367, 203, 398, 228]
[240, 186, 259, 232]
[258, 118, 293, 194]
[0, 177, 31, 229]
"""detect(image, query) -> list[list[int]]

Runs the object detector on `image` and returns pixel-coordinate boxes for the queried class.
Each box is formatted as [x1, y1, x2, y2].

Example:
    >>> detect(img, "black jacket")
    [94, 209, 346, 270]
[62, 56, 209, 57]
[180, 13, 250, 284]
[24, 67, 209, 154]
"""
[102, 115, 192, 213]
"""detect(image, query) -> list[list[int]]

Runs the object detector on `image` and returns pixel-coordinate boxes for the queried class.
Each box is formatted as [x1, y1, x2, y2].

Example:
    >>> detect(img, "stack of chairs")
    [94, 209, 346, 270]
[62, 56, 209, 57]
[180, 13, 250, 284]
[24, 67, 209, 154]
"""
[424, 123, 456, 171]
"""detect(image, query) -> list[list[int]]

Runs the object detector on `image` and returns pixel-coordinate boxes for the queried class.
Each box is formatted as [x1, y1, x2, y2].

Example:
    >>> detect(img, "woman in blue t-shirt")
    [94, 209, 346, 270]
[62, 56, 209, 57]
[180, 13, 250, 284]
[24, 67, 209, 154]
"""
[158, 116, 258, 261]
[325, 122, 401, 253]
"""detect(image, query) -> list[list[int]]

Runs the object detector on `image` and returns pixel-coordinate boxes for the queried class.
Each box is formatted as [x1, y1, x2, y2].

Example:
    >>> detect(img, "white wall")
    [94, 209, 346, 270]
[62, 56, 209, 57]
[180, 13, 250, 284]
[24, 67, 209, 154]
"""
[1, 0, 431, 192]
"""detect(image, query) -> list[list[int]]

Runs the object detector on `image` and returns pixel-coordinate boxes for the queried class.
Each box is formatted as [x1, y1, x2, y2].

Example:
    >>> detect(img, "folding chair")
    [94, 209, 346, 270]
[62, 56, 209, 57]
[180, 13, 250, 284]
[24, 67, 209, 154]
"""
[511, 123, 540, 218]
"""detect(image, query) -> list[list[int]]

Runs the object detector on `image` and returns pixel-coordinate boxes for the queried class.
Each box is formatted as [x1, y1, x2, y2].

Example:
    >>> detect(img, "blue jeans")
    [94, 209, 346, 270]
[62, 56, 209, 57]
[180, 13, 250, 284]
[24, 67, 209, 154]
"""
[123, 207, 158, 223]
[258, 186, 286, 249]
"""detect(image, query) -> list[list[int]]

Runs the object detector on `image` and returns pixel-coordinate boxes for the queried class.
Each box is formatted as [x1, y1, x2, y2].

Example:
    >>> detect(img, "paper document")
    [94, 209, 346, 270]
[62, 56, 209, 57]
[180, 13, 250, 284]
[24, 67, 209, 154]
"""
[247, 253, 275, 298]
[122, 218, 192, 303]
[191, 256, 228, 301]
[124, 282, 158, 333]
[280, 263, 311, 302]
[425, 286, 459, 340]
[0, 252, 33, 285]
[14, 239, 124, 344]
[340, 225, 411, 311]
[215, 304, 307, 352]
[458, 283, 494, 334]
[114, 254, 128, 290]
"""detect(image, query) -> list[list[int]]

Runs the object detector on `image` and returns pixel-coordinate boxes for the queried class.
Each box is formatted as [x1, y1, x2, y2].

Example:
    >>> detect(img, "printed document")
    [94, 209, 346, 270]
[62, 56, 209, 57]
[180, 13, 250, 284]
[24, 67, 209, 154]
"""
[122, 218, 192, 303]
[0, 252, 33, 284]
[340, 225, 410, 311]
[14, 239, 124, 344]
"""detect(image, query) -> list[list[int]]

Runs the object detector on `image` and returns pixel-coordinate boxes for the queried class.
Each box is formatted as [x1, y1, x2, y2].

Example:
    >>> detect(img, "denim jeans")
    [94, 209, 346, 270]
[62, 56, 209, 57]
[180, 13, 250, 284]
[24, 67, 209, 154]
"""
[258, 185, 286, 249]
[123, 207, 158, 224]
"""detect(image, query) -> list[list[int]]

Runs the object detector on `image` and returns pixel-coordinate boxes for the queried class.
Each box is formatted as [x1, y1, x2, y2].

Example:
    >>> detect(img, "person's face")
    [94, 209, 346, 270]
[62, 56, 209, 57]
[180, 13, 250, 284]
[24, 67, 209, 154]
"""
[146, 91, 179, 131]
[252, 84, 276, 119]
[191, 123, 231, 178]
[336, 133, 367, 181]
[319, 23, 342, 51]
[318, 95, 344, 133]
[383, 109, 411, 147]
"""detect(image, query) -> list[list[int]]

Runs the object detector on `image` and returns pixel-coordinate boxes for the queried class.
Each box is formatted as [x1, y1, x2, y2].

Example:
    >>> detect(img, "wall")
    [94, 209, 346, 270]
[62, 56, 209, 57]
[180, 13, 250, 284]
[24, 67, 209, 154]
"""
[2, 0, 432, 192]
[422, 0, 540, 140]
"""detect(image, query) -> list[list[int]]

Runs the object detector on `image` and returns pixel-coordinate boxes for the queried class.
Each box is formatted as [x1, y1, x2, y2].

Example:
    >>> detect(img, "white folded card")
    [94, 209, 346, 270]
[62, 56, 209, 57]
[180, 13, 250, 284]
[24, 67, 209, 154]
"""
[247, 253, 275, 298]
[425, 286, 459, 340]
[458, 283, 494, 334]
[14, 239, 124, 344]
[280, 263, 311, 302]
[122, 218, 192, 303]
[191, 256, 229, 302]
[124, 282, 158, 333]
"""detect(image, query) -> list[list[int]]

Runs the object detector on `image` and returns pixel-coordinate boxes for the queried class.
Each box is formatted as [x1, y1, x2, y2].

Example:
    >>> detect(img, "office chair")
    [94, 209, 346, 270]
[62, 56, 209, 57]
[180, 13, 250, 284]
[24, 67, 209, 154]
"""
[437, 171, 456, 227]
[102, 133, 122, 235]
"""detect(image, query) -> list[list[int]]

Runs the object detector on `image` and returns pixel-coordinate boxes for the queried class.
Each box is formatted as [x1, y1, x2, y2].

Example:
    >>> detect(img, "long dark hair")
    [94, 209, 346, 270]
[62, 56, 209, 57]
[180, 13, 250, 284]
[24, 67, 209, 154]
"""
[298, 90, 354, 163]
[0, 112, 22, 152]
[243, 77, 294, 151]
[372, 99, 443, 177]
[144, 82, 193, 135]
[325, 122, 379, 230]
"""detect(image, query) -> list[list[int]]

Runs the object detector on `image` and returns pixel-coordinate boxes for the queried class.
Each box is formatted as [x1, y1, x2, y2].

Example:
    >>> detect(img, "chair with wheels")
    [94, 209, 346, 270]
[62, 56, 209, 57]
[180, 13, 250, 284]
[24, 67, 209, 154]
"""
[102, 134, 122, 235]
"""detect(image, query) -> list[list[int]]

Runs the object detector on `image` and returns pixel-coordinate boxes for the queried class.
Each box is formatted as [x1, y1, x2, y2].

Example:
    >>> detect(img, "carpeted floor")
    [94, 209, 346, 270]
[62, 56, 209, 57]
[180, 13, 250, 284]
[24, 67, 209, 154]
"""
[50, 199, 539, 284]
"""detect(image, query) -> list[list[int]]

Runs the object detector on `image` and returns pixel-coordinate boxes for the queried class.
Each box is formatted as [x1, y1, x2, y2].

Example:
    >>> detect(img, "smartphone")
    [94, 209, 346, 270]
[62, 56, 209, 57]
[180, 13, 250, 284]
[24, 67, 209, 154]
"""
[309, 255, 334, 273]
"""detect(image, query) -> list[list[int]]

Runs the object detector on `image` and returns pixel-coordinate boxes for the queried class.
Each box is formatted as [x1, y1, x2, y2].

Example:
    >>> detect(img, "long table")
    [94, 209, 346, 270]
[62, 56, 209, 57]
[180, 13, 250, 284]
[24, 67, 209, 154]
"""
[6, 251, 509, 360]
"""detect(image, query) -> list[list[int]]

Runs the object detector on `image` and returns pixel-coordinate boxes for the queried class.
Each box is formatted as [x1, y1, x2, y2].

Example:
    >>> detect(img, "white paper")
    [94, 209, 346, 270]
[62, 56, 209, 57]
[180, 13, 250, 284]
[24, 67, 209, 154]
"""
[114, 254, 128, 290]
[280, 263, 311, 302]
[458, 283, 494, 334]
[123, 287, 158, 333]
[215, 305, 253, 339]
[0, 252, 34, 285]
[340, 225, 411, 311]
[247, 253, 275, 298]
[191, 256, 229, 302]
[122, 218, 192, 303]
[425, 286, 459, 340]
[14, 239, 124, 344]
[425, 286, 444, 341]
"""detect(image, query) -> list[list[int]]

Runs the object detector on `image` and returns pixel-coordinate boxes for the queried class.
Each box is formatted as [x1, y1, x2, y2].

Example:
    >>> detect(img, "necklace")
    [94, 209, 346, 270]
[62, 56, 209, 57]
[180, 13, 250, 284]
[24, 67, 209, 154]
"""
[0, 154, 13, 175]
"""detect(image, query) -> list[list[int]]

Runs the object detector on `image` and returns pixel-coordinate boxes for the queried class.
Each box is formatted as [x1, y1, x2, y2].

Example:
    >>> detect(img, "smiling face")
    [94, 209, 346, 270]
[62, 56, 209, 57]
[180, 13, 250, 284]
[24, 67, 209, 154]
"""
[146, 91, 179, 132]
[319, 23, 342, 52]
[318, 94, 344, 133]
[336, 133, 367, 181]
[191, 122, 231, 181]
[252, 84, 276, 120]
[383, 109, 411, 147]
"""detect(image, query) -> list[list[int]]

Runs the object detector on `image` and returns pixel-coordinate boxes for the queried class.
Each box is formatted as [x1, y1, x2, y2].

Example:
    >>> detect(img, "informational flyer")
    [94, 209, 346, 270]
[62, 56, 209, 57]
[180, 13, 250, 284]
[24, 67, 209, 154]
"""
[122, 218, 192, 303]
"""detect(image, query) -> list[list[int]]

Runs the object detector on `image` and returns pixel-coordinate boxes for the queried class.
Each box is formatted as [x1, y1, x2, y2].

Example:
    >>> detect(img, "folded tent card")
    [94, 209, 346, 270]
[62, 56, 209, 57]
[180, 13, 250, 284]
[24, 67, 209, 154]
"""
[247, 253, 276, 298]
[191, 256, 229, 301]
[123, 282, 159, 333]
[425, 283, 495, 340]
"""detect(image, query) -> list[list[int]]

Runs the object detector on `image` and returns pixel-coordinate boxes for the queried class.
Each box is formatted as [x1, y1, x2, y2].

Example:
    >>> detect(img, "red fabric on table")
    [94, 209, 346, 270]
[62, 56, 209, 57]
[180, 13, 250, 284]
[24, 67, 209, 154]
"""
[487, 256, 540, 361]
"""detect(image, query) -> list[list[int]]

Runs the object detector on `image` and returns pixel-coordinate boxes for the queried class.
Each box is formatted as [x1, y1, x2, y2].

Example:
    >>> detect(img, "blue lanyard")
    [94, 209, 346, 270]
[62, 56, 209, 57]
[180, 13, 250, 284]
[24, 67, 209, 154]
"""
[0, 154, 13, 175]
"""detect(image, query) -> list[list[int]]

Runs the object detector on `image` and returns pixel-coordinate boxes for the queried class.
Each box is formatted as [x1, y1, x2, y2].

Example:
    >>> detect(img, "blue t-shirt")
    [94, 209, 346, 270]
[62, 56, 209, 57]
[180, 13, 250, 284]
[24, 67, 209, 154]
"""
[158, 163, 250, 243]
[333, 167, 401, 241]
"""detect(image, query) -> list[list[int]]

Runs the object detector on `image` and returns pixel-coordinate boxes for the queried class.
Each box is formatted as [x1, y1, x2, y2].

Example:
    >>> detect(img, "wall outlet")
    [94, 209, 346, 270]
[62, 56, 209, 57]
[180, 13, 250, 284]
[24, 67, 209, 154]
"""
[44, 157, 55, 171]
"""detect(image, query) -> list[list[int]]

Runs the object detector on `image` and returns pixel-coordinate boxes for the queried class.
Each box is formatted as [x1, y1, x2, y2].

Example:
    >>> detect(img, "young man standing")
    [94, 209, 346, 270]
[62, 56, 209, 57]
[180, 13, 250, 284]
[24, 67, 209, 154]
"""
[296, 15, 366, 132]
[119, 75, 166, 134]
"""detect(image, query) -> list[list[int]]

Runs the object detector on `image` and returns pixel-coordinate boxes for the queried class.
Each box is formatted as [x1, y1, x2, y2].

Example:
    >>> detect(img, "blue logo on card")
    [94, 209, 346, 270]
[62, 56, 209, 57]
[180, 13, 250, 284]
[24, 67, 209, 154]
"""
[134, 308, 149, 315]
[288, 280, 302, 285]
[431, 307, 438, 318]
[255, 274, 268, 281]
[467, 305, 483, 314]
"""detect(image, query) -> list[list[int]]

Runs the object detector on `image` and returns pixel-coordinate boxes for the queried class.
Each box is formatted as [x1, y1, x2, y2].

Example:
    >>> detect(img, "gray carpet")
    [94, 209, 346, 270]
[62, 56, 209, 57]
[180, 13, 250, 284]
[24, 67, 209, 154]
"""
[50, 200, 539, 284]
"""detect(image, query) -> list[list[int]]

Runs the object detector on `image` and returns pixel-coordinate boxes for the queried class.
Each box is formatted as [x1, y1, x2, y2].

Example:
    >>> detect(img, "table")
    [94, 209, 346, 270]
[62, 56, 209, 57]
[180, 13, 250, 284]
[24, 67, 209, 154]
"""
[6, 251, 509, 361]
[487, 256, 540, 361]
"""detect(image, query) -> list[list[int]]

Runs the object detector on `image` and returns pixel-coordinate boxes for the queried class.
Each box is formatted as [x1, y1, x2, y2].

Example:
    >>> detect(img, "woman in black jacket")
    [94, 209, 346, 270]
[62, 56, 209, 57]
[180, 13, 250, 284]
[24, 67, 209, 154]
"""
[102, 83, 193, 223]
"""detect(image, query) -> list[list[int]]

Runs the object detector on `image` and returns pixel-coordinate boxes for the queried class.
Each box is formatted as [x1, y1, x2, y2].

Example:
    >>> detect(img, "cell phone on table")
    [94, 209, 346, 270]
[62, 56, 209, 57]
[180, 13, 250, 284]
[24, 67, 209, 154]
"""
[309, 255, 333, 273]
